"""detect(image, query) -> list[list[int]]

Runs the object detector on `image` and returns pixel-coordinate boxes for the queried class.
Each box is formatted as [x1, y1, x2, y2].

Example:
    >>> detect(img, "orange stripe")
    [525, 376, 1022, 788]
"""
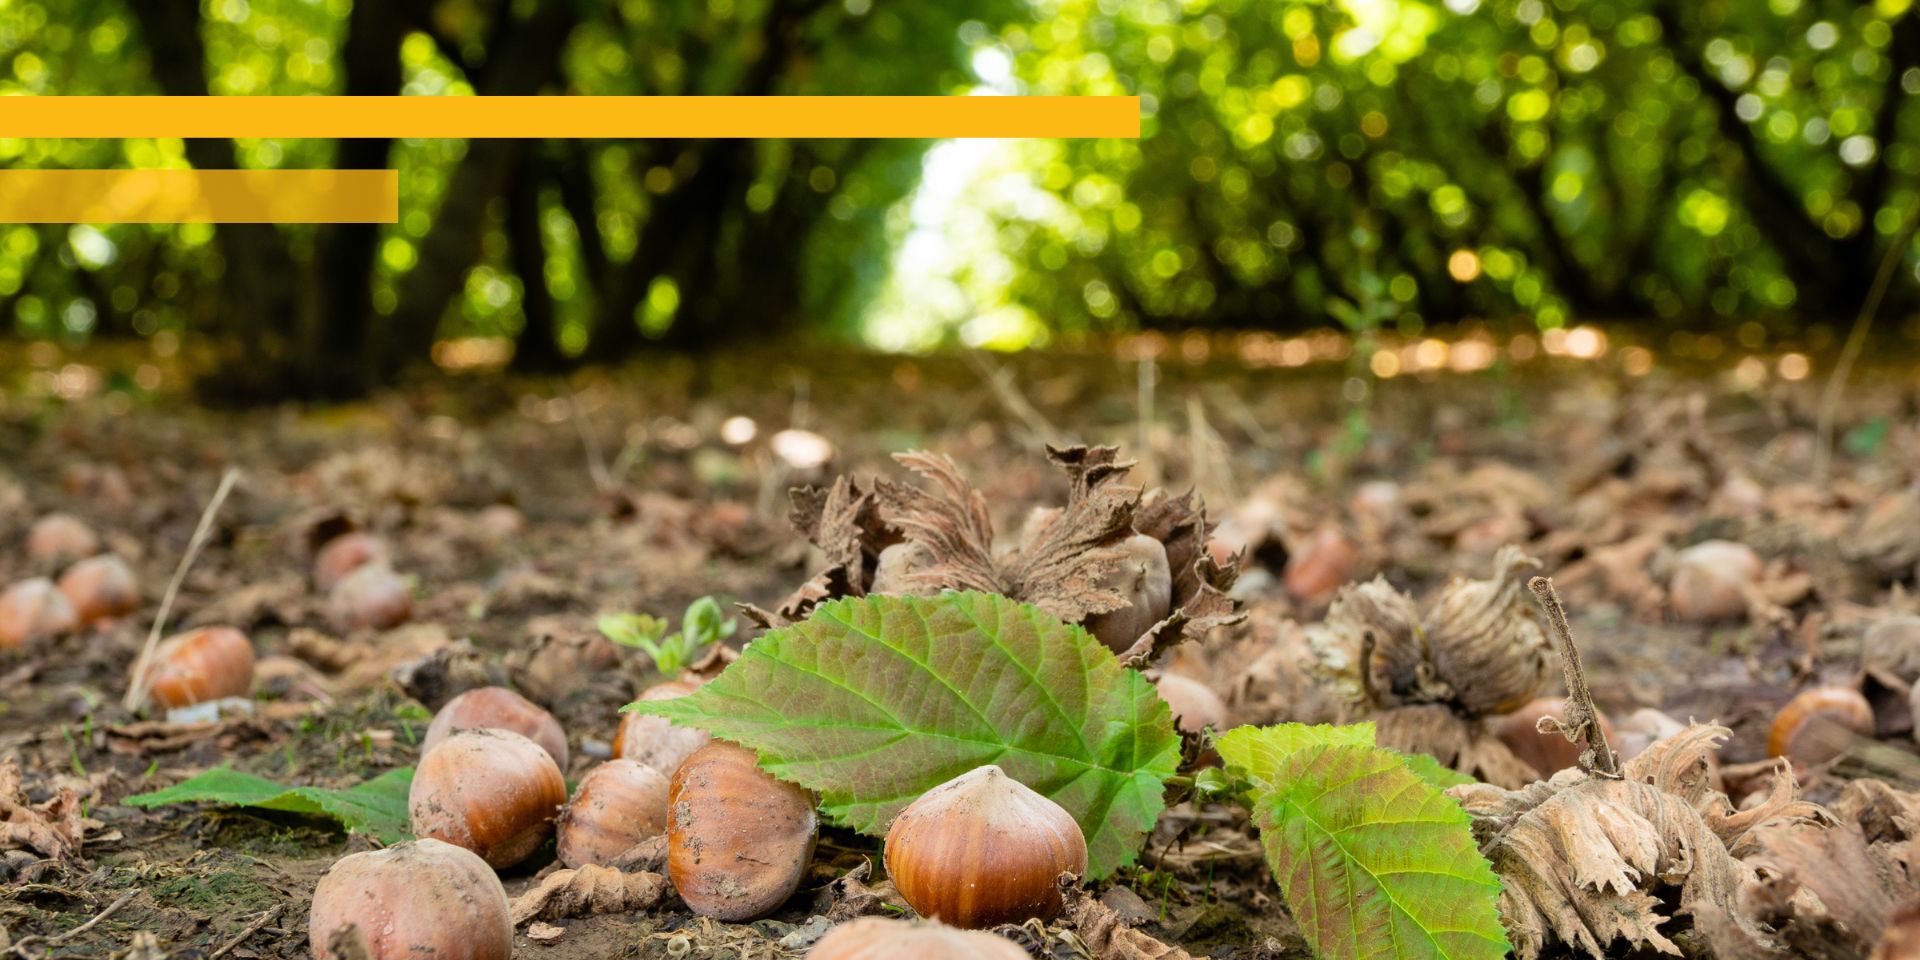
[0, 96, 1140, 139]
[0, 170, 398, 223]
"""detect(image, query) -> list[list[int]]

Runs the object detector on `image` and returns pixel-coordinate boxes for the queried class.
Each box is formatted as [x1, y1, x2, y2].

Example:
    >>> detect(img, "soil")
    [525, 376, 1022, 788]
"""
[3, 338, 1918, 959]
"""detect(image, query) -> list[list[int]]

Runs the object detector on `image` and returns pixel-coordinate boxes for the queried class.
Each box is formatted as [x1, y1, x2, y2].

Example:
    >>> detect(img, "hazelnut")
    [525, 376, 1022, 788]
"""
[408, 728, 566, 868]
[667, 742, 817, 921]
[313, 532, 388, 593]
[1769, 686, 1874, 768]
[806, 917, 1029, 959]
[1283, 526, 1355, 603]
[57, 554, 138, 625]
[870, 542, 936, 596]
[309, 838, 511, 960]
[327, 563, 412, 633]
[137, 626, 256, 709]
[422, 686, 568, 769]
[556, 759, 670, 868]
[884, 765, 1087, 929]
[1155, 673, 1228, 734]
[1349, 480, 1403, 528]
[614, 679, 710, 775]
[1669, 540, 1762, 623]
[1085, 534, 1173, 653]
[0, 577, 78, 649]
[27, 513, 99, 567]
[1490, 697, 1616, 777]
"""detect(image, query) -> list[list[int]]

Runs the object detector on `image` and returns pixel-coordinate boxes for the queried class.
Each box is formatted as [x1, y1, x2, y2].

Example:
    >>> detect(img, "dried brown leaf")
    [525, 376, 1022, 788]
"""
[1059, 875, 1200, 960]
[508, 865, 670, 925]
[875, 451, 1004, 596]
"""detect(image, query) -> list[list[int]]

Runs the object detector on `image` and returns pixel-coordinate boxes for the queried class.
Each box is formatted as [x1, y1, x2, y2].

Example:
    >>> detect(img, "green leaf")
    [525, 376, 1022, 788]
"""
[628, 591, 1180, 878]
[1396, 750, 1478, 790]
[124, 767, 415, 843]
[1222, 725, 1508, 960]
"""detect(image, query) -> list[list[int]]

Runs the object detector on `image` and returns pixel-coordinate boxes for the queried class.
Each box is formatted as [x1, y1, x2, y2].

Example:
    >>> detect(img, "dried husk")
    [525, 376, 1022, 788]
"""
[1424, 546, 1551, 715]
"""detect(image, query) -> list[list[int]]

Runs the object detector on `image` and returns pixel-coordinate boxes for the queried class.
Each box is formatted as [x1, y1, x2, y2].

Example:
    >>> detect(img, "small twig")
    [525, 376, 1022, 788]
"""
[963, 351, 1060, 445]
[123, 468, 240, 713]
[1814, 193, 1920, 484]
[208, 904, 284, 960]
[1136, 353, 1158, 487]
[560, 385, 613, 494]
[6, 889, 137, 958]
[1527, 576, 1620, 778]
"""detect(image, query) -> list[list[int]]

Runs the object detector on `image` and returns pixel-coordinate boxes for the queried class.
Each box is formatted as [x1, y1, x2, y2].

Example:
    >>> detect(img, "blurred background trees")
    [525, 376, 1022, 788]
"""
[2, 0, 1917, 398]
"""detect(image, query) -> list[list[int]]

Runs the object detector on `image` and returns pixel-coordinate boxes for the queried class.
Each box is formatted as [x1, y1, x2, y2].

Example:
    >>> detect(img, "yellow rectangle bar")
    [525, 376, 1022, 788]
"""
[0, 170, 399, 223]
[0, 96, 1140, 139]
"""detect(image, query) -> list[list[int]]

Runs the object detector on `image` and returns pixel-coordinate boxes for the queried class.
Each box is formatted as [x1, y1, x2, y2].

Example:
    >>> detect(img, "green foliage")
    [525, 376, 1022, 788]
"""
[1217, 724, 1507, 960]
[598, 595, 737, 678]
[124, 767, 414, 843]
[628, 591, 1181, 879]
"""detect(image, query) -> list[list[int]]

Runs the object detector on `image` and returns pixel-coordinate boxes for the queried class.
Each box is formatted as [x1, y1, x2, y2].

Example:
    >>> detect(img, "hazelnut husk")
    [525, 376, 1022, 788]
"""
[408, 728, 566, 868]
[667, 742, 817, 921]
[1770, 686, 1874, 769]
[422, 686, 568, 769]
[57, 554, 139, 625]
[806, 917, 1028, 959]
[137, 626, 255, 709]
[884, 764, 1087, 929]
[0, 577, 78, 649]
[309, 838, 511, 960]
[1421, 546, 1549, 716]
[556, 759, 670, 869]
[614, 679, 710, 775]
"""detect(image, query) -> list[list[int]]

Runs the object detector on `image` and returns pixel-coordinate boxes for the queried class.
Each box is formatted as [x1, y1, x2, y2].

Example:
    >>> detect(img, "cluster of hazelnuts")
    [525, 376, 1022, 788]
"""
[310, 669, 1106, 959]
[0, 513, 141, 648]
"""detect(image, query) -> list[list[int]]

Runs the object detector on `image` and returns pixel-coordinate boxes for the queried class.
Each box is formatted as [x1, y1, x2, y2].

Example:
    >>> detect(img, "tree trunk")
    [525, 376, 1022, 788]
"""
[507, 154, 566, 372]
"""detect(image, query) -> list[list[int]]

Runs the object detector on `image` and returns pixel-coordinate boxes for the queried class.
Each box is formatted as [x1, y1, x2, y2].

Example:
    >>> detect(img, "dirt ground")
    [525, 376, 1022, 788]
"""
[3, 338, 1918, 959]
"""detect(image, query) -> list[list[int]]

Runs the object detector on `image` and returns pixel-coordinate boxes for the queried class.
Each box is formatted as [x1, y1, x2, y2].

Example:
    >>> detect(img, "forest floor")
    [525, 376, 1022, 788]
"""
[3, 340, 1920, 959]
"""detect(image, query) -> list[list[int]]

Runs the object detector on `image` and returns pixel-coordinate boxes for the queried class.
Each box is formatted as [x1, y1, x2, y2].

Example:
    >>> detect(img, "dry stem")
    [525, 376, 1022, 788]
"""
[1527, 575, 1620, 778]
[122, 467, 240, 713]
[1814, 193, 1920, 484]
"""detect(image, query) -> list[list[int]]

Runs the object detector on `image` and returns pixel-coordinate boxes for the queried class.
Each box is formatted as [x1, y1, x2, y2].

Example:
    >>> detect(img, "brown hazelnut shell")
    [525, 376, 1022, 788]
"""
[327, 563, 412, 633]
[57, 554, 139, 625]
[0, 577, 78, 649]
[806, 917, 1029, 960]
[1769, 686, 1874, 768]
[422, 686, 568, 769]
[1155, 673, 1228, 735]
[309, 838, 511, 960]
[27, 513, 99, 566]
[139, 626, 256, 709]
[884, 764, 1087, 929]
[408, 728, 566, 868]
[614, 679, 710, 775]
[314, 532, 388, 593]
[556, 759, 670, 868]
[667, 742, 817, 921]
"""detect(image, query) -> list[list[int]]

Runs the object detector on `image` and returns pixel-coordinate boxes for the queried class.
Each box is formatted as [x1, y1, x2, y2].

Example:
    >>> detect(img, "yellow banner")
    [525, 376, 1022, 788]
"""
[0, 170, 399, 223]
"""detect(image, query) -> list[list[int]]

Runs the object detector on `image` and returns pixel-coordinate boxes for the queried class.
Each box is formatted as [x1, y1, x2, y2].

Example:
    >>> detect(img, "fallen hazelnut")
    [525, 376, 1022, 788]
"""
[27, 513, 99, 567]
[667, 742, 817, 921]
[1283, 526, 1355, 603]
[309, 838, 511, 960]
[408, 728, 566, 868]
[1085, 534, 1173, 653]
[1491, 697, 1616, 777]
[870, 542, 935, 596]
[1669, 540, 1762, 623]
[1155, 673, 1228, 734]
[0, 577, 78, 649]
[1769, 686, 1874, 768]
[313, 532, 388, 593]
[421, 686, 568, 769]
[57, 554, 139, 625]
[556, 759, 670, 868]
[137, 626, 256, 709]
[614, 679, 710, 775]
[884, 764, 1087, 929]
[327, 563, 412, 633]
[806, 917, 1029, 959]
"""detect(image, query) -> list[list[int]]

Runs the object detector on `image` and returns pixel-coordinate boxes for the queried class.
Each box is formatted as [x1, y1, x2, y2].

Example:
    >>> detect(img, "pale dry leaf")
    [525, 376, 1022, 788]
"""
[1059, 876, 1200, 960]
[1374, 703, 1538, 789]
[0, 758, 89, 861]
[508, 865, 670, 925]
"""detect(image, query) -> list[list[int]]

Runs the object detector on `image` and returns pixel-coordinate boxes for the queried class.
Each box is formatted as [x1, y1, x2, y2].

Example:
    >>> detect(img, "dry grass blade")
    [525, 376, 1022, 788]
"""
[123, 467, 240, 713]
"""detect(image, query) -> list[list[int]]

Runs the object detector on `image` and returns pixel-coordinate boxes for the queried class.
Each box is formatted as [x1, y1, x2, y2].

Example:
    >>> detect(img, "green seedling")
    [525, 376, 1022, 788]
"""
[599, 596, 737, 678]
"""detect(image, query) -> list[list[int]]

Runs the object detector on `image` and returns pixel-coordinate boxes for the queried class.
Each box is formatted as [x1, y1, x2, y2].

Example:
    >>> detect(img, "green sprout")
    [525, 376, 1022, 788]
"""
[598, 596, 737, 679]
